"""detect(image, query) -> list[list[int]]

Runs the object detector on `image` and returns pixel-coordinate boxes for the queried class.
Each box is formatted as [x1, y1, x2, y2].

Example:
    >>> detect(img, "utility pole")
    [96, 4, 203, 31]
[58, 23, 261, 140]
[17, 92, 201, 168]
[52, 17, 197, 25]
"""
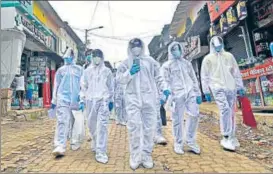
[85, 29, 88, 51]
[84, 26, 104, 51]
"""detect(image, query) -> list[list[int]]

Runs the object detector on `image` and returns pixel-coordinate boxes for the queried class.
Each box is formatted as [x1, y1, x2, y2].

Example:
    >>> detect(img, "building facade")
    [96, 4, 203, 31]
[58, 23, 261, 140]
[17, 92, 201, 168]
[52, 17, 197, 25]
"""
[1, 0, 84, 109]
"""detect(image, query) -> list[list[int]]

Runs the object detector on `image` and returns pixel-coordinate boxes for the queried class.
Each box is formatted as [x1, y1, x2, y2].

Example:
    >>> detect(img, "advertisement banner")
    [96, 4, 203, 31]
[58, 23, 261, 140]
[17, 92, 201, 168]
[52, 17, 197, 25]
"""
[241, 61, 273, 79]
[181, 35, 201, 60]
[207, 1, 236, 22]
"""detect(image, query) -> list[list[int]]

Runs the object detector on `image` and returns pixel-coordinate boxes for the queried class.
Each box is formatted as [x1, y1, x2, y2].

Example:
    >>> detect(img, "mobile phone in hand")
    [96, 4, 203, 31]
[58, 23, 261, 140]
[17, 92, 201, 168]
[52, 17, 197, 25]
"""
[133, 58, 140, 66]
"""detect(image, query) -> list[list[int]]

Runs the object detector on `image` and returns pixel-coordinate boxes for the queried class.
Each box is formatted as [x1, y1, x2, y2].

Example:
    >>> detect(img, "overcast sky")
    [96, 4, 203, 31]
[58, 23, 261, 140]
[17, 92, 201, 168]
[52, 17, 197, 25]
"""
[49, 1, 179, 65]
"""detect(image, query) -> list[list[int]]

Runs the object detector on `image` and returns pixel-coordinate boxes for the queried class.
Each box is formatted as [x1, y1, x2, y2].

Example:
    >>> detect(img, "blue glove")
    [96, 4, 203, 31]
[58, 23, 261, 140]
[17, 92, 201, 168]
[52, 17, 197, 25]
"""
[79, 102, 85, 112]
[238, 89, 245, 96]
[51, 103, 56, 109]
[196, 96, 202, 105]
[160, 99, 165, 105]
[130, 64, 140, 75]
[205, 93, 212, 102]
[109, 102, 114, 111]
[163, 90, 171, 98]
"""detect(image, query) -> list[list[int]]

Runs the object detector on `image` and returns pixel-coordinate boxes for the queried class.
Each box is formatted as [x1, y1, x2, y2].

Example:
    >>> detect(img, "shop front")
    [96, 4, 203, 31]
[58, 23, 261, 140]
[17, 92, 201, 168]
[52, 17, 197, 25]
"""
[208, 0, 252, 68]
[1, 1, 58, 109]
[240, 0, 273, 110]
[241, 61, 273, 110]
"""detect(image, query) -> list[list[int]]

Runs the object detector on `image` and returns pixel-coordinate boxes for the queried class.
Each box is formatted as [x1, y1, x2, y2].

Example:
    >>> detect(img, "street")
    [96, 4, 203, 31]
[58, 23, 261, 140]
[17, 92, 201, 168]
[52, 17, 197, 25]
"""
[1, 114, 271, 173]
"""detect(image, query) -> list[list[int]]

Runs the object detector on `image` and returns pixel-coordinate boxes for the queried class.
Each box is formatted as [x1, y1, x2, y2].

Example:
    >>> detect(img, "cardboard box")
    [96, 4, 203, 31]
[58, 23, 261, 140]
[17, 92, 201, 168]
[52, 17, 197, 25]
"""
[0, 88, 13, 99]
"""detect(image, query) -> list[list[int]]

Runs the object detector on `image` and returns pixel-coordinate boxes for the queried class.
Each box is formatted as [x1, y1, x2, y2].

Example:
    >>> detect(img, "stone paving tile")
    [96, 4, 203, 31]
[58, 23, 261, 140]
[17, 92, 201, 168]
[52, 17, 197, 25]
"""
[1, 115, 272, 173]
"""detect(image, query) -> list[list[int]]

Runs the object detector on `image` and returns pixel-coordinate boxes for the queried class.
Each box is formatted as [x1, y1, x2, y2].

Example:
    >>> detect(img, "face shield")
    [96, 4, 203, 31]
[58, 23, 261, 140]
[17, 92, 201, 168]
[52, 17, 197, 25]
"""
[211, 36, 224, 52]
[171, 44, 182, 59]
[85, 49, 93, 62]
[129, 38, 143, 57]
[92, 49, 103, 66]
[63, 48, 74, 64]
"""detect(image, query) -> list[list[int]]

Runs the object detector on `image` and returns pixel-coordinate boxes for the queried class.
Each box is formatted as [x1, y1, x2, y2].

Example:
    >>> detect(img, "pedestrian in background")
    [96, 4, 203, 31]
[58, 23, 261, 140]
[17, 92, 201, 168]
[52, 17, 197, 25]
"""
[26, 72, 34, 109]
[15, 71, 25, 110]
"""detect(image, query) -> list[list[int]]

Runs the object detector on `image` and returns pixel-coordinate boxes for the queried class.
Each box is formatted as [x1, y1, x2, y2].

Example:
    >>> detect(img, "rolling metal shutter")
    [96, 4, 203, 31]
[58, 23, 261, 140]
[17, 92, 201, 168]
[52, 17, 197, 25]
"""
[223, 25, 248, 63]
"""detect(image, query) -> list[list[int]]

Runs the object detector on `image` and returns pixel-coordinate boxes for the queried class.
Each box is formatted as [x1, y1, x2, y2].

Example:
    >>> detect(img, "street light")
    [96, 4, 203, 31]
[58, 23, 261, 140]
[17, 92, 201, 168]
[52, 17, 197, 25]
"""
[85, 26, 104, 49]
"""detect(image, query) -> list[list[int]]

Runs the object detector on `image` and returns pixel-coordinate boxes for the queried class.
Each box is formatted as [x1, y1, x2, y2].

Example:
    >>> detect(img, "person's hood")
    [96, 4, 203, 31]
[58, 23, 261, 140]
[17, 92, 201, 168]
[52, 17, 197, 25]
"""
[210, 35, 225, 54]
[62, 47, 75, 65]
[167, 41, 184, 61]
[127, 38, 147, 66]
[91, 49, 105, 68]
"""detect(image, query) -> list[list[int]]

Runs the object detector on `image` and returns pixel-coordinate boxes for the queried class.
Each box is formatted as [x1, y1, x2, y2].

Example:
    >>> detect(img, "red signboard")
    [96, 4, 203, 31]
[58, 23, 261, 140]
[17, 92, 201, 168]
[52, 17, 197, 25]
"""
[241, 61, 273, 80]
[207, 1, 236, 22]
[43, 67, 51, 108]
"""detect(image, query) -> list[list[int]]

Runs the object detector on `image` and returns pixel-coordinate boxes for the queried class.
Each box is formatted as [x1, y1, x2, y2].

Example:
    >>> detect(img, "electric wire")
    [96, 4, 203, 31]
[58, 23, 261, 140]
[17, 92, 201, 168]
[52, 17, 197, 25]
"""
[89, 1, 99, 28]
[107, 1, 114, 36]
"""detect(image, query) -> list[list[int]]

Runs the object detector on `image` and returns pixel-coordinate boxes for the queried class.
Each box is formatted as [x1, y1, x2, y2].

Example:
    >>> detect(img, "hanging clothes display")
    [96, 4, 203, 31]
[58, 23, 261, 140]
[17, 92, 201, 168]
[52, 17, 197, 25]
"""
[237, 0, 247, 20]
[226, 7, 238, 27]
[220, 14, 228, 34]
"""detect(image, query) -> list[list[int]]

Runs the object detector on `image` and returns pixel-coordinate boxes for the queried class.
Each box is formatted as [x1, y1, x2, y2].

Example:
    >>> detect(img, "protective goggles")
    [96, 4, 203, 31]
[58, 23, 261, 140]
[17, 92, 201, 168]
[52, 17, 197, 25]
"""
[129, 38, 143, 48]
[92, 49, 103, 58]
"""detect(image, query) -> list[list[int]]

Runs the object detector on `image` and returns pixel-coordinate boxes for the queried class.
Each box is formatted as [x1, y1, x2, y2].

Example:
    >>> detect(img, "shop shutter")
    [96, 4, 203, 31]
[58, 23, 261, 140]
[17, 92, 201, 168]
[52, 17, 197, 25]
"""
[224, 26, 248, 63]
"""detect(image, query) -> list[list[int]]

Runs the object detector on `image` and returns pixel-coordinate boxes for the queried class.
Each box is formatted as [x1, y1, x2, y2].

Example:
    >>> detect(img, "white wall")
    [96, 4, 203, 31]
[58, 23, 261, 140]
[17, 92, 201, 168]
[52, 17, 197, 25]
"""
[1, 7, 22, 30]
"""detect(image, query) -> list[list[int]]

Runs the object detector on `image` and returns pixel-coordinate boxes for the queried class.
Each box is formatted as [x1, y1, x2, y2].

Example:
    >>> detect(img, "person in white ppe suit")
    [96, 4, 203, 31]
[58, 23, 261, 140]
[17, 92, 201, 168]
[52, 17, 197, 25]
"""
[154, 89, 167, 145]
[161, 41, 202, 155]
[114, 75, 127, 126]
[201, 36, 245, 151]
[83, 49, 92, 69]
[79, 49, 114, 164]
[116, 38, 167, 170]
[51, 48, 84, 157]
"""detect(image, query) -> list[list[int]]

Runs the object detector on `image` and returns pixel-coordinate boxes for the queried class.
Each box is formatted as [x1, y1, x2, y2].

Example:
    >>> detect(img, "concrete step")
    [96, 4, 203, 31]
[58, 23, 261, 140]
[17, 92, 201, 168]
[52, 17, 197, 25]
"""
[4, 108, 48, 122]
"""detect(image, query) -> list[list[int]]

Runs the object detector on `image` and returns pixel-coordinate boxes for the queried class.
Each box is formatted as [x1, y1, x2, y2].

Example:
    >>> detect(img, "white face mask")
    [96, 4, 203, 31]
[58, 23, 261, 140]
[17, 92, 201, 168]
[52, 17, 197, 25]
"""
[93, 57, 101, 65]
[131, 47, 142, 56]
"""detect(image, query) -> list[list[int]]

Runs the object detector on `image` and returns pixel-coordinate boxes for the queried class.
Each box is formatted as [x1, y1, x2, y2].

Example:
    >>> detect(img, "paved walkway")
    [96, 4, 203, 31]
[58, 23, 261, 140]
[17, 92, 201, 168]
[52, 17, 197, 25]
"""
[1, 114, 271, 173]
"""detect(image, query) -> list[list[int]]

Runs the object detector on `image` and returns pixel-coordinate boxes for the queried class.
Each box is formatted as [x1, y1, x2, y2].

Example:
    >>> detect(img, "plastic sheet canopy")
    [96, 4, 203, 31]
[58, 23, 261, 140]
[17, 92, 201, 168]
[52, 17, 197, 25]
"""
[1, 29, 26, 89]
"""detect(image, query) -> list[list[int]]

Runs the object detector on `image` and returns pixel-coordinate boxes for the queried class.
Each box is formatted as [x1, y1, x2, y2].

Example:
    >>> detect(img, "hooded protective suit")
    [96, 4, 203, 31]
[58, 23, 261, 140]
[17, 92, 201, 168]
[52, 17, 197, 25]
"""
[116, 38, 165, 168]
[154, 87, 167, 144]
[51, 48, 84, 155]
[201, 36, 244, 139]
[161, 41, 201, 154]
[114, 76, 127, 125]
[80, 49, 114, 162]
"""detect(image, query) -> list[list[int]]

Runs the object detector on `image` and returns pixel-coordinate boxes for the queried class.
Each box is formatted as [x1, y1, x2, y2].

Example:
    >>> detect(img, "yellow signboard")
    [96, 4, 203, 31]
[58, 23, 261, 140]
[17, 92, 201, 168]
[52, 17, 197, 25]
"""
[33, 1, 47, 25]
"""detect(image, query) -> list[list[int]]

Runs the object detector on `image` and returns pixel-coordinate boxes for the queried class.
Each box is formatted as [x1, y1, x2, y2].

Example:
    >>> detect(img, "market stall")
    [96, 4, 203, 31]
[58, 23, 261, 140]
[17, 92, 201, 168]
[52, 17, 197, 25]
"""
[241, 60, 273, 110]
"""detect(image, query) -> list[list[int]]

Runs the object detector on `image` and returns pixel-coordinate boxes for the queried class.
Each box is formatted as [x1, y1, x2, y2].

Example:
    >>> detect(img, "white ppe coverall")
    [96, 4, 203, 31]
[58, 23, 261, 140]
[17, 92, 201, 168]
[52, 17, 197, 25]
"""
[201, 36, 244, 137]
[52, 49, 84, 150]
[116, 39, 165, 162]
[80, 57, 114, 155]
[161, 42, 201, 150]
[155, 89, 164, 139]
[114, 76, 127, 125]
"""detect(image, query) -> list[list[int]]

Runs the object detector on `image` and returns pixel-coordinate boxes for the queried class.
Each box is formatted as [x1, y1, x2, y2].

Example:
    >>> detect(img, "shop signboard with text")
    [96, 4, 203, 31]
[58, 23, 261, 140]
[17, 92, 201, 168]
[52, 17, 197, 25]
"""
[207, 1, 236, 22]
[29, 56, 47, 83]
[241, 61, 273, 80]
[181, 35, 201, 60]
[18, 13, 51, 48]
[1, 0, 33, 15]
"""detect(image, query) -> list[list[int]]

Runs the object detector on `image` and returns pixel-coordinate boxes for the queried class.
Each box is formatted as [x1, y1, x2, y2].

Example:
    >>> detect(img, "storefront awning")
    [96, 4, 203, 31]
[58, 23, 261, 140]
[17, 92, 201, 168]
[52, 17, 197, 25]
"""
[24, 32, 50, 52]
